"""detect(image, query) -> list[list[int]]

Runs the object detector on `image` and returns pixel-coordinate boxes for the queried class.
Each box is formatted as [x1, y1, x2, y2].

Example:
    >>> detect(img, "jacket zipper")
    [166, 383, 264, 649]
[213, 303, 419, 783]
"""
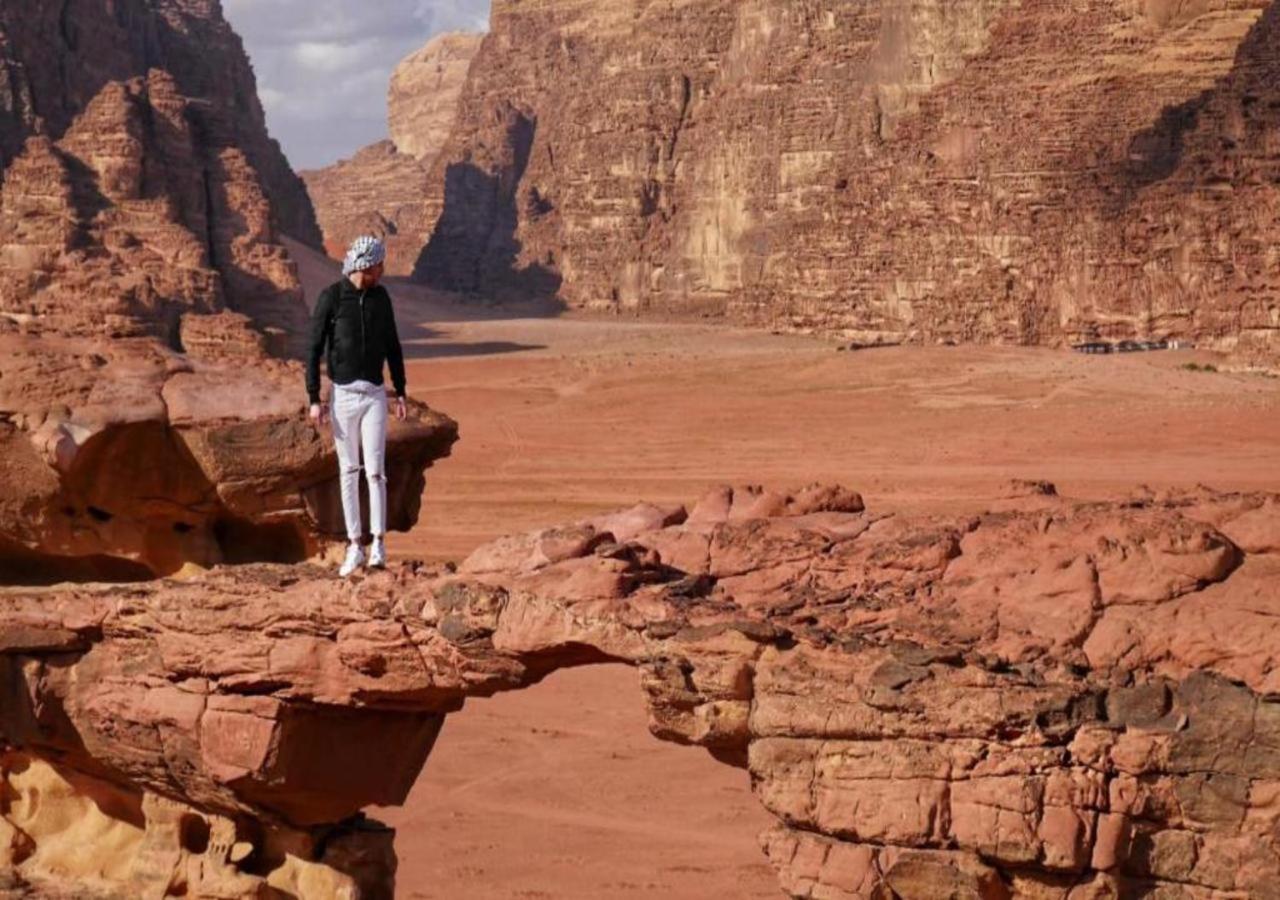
[359, 290, 367, 366]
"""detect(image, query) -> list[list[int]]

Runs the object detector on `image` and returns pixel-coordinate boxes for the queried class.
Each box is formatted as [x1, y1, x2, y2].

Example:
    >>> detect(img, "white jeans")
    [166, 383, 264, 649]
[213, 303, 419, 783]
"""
[331, 380, 388, 542]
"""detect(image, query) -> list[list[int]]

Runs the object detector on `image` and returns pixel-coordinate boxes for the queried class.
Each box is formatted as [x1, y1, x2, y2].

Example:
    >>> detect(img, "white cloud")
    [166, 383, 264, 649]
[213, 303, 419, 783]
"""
[415, 0, 490, 32]
[258, 86, 287, 112]
[293, 40, 379, 71]
[223, 0, 490, 170]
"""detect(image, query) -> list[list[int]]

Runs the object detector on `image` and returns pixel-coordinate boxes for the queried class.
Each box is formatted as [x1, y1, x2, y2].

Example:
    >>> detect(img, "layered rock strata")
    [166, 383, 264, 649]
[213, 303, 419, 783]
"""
[0, 7, 459, 582]
[0, 0, 320, 246]
[302, 32, 482, 274]
[417, 0, 1280, 365]
[4, 483, 1279, 896]
[388, 32, 487, 165]
[0, 71, 306, 352]
[301, 141, 434, 274]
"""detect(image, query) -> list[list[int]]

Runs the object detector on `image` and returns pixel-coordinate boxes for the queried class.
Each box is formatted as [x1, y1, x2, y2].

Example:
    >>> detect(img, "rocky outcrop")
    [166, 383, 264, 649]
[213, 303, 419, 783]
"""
[0, 0, 316, 349]
[416, 0, 1280, 366]
[0, 9, 459, 583]
[4, 483, 1280, 896]
[0, 70, 306, 353]
[301, 32, 482, 275]
[0, 0, 320, 247]
[0, 328, 457, 584]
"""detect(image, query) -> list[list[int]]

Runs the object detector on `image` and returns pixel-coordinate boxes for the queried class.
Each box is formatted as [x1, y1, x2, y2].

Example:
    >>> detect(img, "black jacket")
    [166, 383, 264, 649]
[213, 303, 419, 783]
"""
[306, 279, 407, 404]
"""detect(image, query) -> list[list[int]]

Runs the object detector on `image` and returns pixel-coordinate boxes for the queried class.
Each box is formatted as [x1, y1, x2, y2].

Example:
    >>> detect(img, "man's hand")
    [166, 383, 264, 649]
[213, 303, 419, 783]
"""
[309, 403, 330, 427]
[394, 396, 408, 421]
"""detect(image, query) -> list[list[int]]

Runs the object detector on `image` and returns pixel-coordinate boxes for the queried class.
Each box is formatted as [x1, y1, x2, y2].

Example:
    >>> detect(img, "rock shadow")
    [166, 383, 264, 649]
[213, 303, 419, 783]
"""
[0, 539, 155, 586]
[1122, 1, 1279, 194]
[402, 340, 546, 360]
[53, 150, 112, 247]
[1126, 92, 1212, 186]
[413, 107, 565, 310]
[395, 316, 546, 359]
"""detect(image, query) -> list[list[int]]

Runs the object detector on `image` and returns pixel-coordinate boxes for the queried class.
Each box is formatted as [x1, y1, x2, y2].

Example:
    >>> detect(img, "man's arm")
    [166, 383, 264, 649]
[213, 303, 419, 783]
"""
[306, 287, 334, 405]
[385, 292, 407, 400]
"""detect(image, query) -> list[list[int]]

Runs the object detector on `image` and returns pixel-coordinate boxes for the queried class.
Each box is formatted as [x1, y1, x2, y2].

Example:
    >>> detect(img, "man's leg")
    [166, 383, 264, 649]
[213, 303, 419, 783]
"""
[361, 390, 390, 540]
[331, 386, 365, 544]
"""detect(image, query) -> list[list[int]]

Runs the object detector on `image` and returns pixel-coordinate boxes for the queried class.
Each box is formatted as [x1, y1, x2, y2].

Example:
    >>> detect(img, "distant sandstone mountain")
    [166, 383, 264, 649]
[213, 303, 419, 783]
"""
[301, 31, 483, 275]
[390, 31, 486, 162]
[0, 0, 321, 247]
[413, 0, 1279, 367]
[0, 2, 456, 583]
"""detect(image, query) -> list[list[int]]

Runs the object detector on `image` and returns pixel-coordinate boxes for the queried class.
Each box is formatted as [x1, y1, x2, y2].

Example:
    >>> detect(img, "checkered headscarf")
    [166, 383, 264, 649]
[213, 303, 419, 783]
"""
[342, 235, 387, 277]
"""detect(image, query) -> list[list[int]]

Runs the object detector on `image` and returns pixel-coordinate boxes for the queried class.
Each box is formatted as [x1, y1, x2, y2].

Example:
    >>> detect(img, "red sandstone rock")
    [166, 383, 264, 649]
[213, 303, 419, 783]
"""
[0, 71, 307, 354]
[0, 326, 457, 583]
[414, 1, 1280, 369]
[0, 14, 460, 583]
[0, 0, 319, 247]
[301, 141, 433, 276]
[2, 485, 1279, 897]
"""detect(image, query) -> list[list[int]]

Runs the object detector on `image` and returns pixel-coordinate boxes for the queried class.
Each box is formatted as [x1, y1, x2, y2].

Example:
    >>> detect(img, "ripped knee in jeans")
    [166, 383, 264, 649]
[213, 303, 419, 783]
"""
[367, 470, 387, 484]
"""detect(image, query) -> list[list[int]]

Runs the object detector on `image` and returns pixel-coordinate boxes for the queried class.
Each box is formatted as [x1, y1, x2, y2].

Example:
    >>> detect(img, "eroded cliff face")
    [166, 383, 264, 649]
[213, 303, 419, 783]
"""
[389, 32, 487, 164]
[417, 0, 1279, 365]
[302, 32, 483, 274]
[0, 0, 320, 247]
[4, 484, 1279, 897]
[0, 5, 459, 582]
[0, 70, 305, 352]
[301, 141, 434, 277]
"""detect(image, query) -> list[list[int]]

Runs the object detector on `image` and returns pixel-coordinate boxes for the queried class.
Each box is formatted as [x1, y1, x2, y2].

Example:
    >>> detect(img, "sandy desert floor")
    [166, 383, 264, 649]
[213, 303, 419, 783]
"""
[349, 277, 1280, 900]
[282, 247, 1280, 898]
[381, 665, 779, 900]
[395, 312, 1280, 564]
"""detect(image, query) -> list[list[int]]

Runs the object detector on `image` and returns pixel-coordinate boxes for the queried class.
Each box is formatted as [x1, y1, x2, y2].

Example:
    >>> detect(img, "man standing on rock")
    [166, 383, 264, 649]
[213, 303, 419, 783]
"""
[306, 235, 408, 577]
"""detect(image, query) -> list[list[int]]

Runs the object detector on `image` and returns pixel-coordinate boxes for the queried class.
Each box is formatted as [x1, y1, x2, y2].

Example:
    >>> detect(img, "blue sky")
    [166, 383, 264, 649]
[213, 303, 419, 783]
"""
[224, 0, 489, 171]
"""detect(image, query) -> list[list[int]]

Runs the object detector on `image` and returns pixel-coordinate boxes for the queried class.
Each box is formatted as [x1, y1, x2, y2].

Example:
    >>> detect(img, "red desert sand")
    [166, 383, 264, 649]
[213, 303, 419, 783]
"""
[351, 277, 1280, 899]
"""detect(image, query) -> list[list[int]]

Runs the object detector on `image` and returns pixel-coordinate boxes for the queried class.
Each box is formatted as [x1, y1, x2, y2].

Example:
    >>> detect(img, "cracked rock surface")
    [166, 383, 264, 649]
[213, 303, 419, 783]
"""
[3, 483, 1279, 897]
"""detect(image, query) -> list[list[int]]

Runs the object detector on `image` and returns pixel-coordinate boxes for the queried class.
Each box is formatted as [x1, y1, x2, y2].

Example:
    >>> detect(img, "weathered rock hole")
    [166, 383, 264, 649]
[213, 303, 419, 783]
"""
[211, 517, 310, 565]
[179, 813, 211, 854]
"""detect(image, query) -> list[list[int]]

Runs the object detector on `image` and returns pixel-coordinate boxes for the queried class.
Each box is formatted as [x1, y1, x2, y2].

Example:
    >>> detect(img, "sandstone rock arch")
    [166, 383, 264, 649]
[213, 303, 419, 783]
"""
[3, 483, 1279, 897]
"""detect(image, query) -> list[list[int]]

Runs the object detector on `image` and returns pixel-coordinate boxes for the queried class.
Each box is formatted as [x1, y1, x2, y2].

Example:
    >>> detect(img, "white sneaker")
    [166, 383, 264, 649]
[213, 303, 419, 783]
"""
[369, 536, 387, 569]
[339, 542, 365, 577]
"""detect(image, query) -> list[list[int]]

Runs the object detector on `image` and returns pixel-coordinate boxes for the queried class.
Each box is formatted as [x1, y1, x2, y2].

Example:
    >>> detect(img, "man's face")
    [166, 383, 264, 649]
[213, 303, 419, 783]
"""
[350, 262, 385, 289]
